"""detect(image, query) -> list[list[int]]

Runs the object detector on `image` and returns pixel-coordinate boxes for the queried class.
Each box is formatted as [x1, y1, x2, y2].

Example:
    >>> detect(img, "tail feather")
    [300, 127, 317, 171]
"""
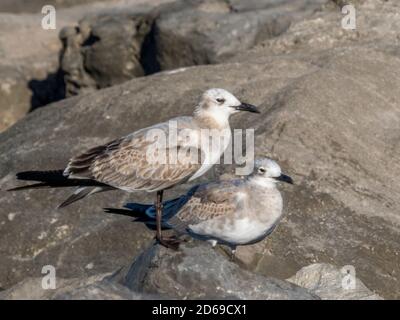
[103, 208, 151, 222]
[58, 186, 110, 208]
[104, 205, 161, 231]
[124, 202, 153, 215]
[58, 187, 93, 208]
[105, 197, 186, 230]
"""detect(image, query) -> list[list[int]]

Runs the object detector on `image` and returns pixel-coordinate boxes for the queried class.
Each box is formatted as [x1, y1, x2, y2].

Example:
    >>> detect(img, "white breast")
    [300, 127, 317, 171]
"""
[190, 217, 275, 246]
[219, 217, 274, 245]
[189, 128, 231, 181]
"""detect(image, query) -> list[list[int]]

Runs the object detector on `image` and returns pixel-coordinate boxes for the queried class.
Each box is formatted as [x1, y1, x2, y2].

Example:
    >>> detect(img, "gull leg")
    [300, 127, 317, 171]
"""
[155, 190, 163, 242]
[230, 245, 237, 261]
[155, 190, 181, 250]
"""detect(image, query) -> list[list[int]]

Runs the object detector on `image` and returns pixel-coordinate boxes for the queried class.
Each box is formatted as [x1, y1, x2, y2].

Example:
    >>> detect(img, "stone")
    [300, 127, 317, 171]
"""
[0, 0, 170, 132]
[59, 0, 329, 95]
[287, 263, 382, 300]
[0, 0, 398, 299]
[0, 273, 155, 300]
[152, 0, 329, 70]
[60, 11, 154, 97]
[119, 241, 319, 300]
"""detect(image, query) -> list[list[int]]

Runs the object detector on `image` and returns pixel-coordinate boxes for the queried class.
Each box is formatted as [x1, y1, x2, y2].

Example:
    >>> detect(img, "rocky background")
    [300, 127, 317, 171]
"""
[0, 0, 398, 300]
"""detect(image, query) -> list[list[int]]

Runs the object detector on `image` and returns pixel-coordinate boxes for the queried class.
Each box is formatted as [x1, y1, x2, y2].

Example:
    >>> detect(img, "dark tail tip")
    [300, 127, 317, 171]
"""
[104, 207, 147, 219]
[57, 187, 93, 209]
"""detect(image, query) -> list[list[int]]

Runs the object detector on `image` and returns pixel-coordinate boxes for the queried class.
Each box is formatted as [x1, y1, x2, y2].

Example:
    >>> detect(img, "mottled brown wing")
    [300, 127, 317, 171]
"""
[168, 181, 242, 233]
[64, 120, 203, 192]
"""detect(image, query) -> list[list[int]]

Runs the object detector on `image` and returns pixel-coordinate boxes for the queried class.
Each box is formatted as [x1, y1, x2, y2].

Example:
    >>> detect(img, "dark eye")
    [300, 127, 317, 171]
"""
[258, 167, 266, 174]
[216, 98, 225, 104]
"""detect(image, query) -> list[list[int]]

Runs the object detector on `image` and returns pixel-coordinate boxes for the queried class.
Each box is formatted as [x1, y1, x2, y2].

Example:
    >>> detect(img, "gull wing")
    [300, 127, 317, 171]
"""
[167, 180, 244, 233]
[64, 117, 203, 192]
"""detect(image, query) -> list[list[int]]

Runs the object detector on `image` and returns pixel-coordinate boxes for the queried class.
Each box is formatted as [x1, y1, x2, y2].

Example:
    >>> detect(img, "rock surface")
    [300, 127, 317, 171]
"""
[0, 0, 171, 132]
[0, 13, 64, 132]
[0, 273, 148, 300]
[0, 0, 399, 299]
[287, 263, 382, 300]
[0, 242, 381, 300]
[60, 9, 154, 96]
[153, 0, 328, 71]
[59, 0, 329, 95]
[119, 242, 318, 300]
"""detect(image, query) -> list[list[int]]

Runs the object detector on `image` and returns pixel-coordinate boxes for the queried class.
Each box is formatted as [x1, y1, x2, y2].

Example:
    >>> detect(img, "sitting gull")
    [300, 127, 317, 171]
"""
[106, 158, 293, 255]
[9, 88, 259, 249]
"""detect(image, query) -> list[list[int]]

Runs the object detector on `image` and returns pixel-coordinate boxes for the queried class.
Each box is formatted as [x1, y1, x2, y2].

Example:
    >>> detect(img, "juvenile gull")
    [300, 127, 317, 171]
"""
[106, 158, 293, 254]
[9, 88, 259, 249]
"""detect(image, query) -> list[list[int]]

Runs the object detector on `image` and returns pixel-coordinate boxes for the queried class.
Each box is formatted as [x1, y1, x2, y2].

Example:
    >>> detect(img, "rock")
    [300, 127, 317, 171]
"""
[0, 1, 106, 13]
[0, 0, 170, 132]
[0, 0, 167, 14]
[0, 13, 65, 132]
[0, 273, 155, 300]
[59, 0, 329, 95]
[0, 244, 382, 300]
[119, 241, 318, 299]
[153, 0, 328, 70]
[287, 263, 382, 300]
[0, 0, 399, 299]
[60, 11, 154, 97]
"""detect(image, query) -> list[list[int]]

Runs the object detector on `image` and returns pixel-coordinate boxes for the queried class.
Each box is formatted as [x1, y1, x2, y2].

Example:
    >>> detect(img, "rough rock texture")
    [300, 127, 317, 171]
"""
[0, 13, 64, 132]
[0, 0, 169, 14]
[0, 243, 381, 300]
[60, 10, 154, 96]
[287, 263, 382, 300]
[118, 242, 319, 300]
[153, 0, 328, 71]
[59, 0, 329, 95]
[0, 0, 171, 132]
[0, 0, 399, 299]
[0, 1, 110, 13]
[0, 273, 149, 300]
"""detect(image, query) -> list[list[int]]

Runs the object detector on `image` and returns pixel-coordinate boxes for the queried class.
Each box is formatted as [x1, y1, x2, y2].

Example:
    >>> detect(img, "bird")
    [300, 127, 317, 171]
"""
[9, 88, 259, 249]
[105, 157, 294, 256]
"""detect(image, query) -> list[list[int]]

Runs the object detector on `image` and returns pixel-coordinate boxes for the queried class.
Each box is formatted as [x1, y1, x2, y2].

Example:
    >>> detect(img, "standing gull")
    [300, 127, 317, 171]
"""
[9, 88, 259, 249]
[106, 158, 293, 254]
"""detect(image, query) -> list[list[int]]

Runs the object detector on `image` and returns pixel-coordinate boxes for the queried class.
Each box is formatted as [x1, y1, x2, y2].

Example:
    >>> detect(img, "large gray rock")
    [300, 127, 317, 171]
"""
[0, 0, 170, 132]
[60, 10, 154, 97]
[0, 0, 170, 14]
[0, 13, 66, 132]
[117, 241, 319, 300]
[153, 0, 328, 70]
[0, 1, 109, 13]
[0, 242, 382, 300]
[0, 273, 153, 300]
[0, 0, 399, 299]
[287, 263, 382, 300]
[59, 0, 329, 95]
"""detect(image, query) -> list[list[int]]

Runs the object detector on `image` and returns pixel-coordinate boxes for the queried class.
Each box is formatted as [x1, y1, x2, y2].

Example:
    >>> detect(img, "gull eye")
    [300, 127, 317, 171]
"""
[258, 167, 266, 174]
[216, 98, 225, 104]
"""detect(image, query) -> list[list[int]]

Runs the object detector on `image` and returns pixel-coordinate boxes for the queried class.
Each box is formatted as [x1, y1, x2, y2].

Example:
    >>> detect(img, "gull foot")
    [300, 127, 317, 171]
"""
[157, 236, 182, 251]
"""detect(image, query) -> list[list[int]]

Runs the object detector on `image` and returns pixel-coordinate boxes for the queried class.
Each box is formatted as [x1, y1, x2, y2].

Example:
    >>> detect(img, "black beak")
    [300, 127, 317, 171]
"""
[275, 174, 294, 184]
[234, 102, 260, 113]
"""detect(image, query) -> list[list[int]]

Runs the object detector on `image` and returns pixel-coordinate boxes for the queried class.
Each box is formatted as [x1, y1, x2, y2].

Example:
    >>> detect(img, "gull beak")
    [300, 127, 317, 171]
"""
[234, 102, 260, 113]
[275, 174, 294, 184]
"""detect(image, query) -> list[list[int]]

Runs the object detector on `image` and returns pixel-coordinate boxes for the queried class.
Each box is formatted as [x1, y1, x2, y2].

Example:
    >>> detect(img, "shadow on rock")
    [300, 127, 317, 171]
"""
[28, 70, 66, 112]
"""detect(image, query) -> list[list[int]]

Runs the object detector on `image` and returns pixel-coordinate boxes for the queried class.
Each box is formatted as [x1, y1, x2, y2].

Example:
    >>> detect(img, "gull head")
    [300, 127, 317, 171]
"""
[250, 158, 293, 187]
[195, 88, 259, 124]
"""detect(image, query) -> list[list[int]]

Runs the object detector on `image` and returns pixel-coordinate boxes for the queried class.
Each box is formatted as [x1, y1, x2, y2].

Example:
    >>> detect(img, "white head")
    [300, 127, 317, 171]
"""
[194, 88, 259, 125]
[250, 158, 293, 188]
